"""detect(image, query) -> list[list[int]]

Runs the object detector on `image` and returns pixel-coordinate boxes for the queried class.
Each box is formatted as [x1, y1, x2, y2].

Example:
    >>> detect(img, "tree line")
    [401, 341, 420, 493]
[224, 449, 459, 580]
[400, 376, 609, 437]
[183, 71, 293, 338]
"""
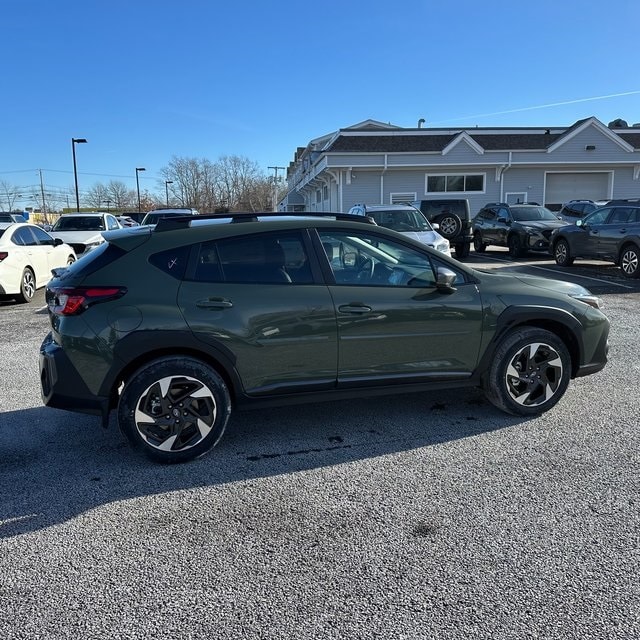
[1, 155, 287, 214]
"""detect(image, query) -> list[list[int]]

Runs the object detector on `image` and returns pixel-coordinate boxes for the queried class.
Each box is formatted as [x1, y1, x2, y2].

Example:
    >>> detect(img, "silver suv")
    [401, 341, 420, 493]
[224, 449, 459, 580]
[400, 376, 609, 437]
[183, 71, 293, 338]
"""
[347, 203, 451, 257]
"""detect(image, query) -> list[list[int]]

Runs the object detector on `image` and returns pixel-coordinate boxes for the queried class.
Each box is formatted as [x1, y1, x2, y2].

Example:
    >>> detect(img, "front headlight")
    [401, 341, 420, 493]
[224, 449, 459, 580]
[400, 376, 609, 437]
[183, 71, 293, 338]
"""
[570, 292, 603, 309]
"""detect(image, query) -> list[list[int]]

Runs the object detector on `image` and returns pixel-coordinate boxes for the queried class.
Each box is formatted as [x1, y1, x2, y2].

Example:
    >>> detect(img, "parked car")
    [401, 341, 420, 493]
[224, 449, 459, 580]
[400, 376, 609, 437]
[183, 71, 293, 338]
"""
[556, 200, 609, 222]
[473, 203, 569, 258]
[550, 202, 640, 277]
[116, 216, 140, 227]
[0, 222, 76, 303]
[347, 203, 451, 257]
[411, 199, 473, 259]
[141, 208, 200, 226]
[49, 212, 123, 256]
[40, 211, 609, 463]
[0, 212, 27, 223]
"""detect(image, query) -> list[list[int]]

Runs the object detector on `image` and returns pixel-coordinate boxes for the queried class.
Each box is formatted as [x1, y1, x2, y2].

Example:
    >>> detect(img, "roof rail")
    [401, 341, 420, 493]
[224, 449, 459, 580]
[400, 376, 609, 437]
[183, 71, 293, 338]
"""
[154, 211, 377, 232]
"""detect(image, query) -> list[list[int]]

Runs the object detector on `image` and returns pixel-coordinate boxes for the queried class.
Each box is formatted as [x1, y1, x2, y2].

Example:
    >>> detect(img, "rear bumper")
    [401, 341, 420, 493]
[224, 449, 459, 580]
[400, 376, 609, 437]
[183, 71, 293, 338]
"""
[40, 332, 110, 423]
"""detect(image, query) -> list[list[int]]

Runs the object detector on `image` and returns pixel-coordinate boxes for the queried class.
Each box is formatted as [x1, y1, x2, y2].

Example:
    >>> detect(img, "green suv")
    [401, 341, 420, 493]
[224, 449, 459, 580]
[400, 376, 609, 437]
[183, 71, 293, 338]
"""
[40, 212, 609, 463]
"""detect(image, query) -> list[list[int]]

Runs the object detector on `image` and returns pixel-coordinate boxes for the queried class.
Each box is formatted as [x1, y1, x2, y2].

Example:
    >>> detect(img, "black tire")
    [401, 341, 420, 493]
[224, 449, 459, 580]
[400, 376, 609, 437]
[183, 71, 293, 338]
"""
[553, 239, 574, 267]
[454, 242, 470, 260]
[483, 327, 571, 416]
[473, 233, 487, 253]
[15, 267, 36, 303]
[619, 244, 640, 278]
[507, 234, 524, 259]
[117, 356, 232, 463]
[435, 214, 462, 239]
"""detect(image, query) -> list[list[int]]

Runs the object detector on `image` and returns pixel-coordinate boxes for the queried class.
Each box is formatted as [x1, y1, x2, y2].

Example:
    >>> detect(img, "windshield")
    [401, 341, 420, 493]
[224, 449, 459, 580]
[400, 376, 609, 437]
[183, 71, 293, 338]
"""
[370, 209, 433, 232]
[52, 216, 105, 231]
[510, 206, 559, 222]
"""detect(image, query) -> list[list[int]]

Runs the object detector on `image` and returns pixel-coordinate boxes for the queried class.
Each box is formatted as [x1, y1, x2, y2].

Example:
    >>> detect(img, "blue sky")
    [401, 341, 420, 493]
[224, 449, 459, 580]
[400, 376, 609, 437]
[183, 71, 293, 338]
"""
[2, 0, 639, 207]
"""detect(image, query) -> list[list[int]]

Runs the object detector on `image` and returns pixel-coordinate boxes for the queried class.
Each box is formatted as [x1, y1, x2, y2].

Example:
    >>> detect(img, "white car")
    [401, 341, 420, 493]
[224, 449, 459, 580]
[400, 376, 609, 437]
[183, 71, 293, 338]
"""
[348, 203, 451, 256]
[49, 212, 123, 256]
[0, 222, 76, 303]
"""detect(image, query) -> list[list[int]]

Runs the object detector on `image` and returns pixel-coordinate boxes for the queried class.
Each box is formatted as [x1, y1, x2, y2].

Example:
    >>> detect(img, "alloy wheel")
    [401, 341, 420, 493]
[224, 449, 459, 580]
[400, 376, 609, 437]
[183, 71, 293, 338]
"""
[134, 375, 217, 452]
[620, 247, 639, 277]
[504, 342, 563, 407]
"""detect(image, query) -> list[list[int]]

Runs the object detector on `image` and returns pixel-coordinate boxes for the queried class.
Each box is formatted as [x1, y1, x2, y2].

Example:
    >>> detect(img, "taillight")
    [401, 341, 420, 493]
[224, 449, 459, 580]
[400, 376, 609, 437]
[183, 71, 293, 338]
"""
[47, 286, 127, 316]
[0, 252, 8, 262]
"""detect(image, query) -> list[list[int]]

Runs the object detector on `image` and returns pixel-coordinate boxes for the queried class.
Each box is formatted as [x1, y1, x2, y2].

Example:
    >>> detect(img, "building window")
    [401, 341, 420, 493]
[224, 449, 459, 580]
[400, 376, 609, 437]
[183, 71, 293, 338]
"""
[391, 192, 417, 204]
[316, 189, 322, 203]
[426, 174, 485, 193]
[322, 185, 329, 200]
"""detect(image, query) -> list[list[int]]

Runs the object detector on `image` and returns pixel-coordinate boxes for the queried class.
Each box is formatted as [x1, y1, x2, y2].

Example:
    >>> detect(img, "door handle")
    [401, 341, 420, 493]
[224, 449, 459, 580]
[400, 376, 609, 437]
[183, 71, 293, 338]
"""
[196, 297, 233, 309]
[338, 304, 372, 314]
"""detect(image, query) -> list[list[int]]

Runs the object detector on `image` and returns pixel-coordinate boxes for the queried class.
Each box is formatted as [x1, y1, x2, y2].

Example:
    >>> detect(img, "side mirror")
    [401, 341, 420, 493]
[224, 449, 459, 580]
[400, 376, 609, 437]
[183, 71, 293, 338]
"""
[576, 219, 584, 228]
[436, 267, 457, 293]
[432, 222, 440, 230]
[53, 238, 63, 246]
[497, 215, 510, 224]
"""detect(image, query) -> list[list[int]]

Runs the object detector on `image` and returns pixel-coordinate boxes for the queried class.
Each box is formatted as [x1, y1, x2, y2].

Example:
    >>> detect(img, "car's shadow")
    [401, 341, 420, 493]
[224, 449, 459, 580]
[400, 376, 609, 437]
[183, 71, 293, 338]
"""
[0, 388, 525, 538]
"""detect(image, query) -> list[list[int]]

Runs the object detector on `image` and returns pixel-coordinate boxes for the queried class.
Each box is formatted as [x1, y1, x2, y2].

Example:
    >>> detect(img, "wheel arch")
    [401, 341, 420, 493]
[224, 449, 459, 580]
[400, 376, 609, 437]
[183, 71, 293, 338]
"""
[104, 331, 242, 410]
[479, 307, 583, 379]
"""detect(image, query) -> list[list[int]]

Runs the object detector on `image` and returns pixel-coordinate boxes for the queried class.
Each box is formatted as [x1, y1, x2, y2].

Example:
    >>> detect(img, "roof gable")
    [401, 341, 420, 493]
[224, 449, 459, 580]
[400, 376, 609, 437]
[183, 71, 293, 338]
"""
[442, 132, 484, 155]
[547, 117, 634, 153]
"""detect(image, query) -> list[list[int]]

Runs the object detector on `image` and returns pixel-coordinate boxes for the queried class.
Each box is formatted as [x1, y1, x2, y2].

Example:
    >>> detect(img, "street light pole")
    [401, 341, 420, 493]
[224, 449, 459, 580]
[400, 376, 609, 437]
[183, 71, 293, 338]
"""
[165, 180, 173, 207]
[135, 167, 146, 214]
[71, 137, 87, 212]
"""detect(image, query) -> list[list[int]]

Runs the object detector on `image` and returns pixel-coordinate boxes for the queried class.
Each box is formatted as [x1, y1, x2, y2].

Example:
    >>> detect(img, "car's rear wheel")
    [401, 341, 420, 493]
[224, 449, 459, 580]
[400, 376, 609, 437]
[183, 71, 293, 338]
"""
[66, 255, 76, 265]
[118, 357, 231, 463]
[553, 239, 574, 266]
[619, 244, 640, 278]
[473, 233, 487, 253]
[435, 214, 462, 239]
[507, 234, 525, 258]
[483, 327, 571, 416]
[15, 267, 36, 303]
[454, 242, 470, 260]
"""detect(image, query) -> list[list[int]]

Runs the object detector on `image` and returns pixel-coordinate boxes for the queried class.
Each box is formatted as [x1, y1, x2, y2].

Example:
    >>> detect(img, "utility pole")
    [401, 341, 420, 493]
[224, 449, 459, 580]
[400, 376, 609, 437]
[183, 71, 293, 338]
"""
[39, 169, 47, 215]
[268, 165, 285, 212]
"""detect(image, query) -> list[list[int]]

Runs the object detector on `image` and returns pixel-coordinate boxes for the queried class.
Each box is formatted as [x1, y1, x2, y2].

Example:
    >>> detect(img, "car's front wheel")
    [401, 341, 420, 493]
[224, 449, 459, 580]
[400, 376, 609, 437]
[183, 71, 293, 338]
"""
[15, 267, 36, 303]
[483, 327, 571, 416]
[508, 234, 525, 259]
[554, 239, 574, 266]
[473, 233, 487, 253]
[619, 244, 640, 278]
[118, 357, 232, 463]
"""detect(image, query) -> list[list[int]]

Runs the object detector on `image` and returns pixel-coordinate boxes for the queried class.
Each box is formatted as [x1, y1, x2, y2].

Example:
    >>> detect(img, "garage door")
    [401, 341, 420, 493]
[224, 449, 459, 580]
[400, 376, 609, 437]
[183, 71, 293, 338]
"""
[545, 172, 610, 205]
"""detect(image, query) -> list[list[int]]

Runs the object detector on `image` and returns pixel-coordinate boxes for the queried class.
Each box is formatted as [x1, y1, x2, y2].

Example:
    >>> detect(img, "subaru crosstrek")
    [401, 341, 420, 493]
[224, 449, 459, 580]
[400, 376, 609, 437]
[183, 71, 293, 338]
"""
[40, 212, 610, 463]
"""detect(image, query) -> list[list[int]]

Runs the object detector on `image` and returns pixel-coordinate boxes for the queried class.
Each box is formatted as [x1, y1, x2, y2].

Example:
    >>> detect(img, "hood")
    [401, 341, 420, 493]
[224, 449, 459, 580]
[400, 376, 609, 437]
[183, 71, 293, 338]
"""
[476, 269, 591, 297]
[401, 230, 446, 246]
[49, 230, 104, 245]
[518, 219, 568, 230]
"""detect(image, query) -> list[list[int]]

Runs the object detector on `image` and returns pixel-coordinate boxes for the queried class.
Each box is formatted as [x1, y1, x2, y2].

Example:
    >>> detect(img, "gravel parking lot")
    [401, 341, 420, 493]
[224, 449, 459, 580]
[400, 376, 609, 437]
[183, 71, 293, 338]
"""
[1, 266, 639, 639]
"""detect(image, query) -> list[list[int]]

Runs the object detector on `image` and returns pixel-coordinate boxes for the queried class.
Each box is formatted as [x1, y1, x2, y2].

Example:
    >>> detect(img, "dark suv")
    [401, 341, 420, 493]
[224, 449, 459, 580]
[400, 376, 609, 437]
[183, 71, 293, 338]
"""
[556, 200, 609, 222]
[550, 202, 640, 277]
[40, 212, 609, 463]
[473, 203, 569, 258]
[411, 199, 472, 260]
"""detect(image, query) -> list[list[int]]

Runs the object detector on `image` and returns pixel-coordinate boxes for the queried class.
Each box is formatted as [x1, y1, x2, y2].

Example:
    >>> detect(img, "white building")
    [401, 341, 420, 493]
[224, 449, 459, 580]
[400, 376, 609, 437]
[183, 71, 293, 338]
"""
[281, 116, 640, 214]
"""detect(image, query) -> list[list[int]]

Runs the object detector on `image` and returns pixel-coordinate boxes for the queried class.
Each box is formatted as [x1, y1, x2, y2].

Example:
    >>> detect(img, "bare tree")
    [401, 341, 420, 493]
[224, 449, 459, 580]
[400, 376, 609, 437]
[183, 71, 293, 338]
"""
[105, 181, 135, 211]
[86, 183, 110, 210]
[160, 154, 269, 212]
[0, 180, 22, 211]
